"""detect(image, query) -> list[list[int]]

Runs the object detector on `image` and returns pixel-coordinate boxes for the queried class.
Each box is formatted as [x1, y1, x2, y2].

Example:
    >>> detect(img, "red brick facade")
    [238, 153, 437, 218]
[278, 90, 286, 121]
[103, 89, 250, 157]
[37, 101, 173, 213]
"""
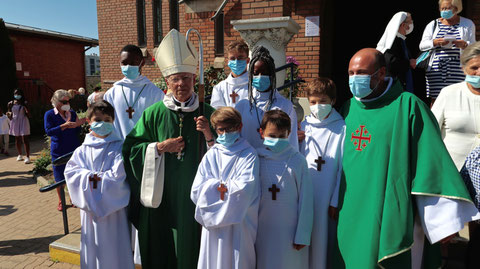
[9, 30, 93, 103]
[96, 0, 480, 98]
[97, 0, 322, 93]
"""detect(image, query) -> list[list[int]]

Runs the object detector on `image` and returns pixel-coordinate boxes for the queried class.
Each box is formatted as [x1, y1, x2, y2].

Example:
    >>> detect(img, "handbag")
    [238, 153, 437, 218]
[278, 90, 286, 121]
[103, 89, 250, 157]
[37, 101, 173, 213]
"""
[416, 20, 438, 70]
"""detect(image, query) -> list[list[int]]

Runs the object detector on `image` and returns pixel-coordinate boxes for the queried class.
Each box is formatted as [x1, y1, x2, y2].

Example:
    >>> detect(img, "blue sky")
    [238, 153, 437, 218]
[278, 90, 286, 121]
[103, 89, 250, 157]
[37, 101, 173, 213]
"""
[0, 0, 99, 55]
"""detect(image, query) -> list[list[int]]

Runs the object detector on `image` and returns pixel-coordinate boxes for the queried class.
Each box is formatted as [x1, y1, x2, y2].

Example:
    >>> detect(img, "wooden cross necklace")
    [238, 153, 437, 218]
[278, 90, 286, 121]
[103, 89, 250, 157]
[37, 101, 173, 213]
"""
[264, 153, 294, 200]
[89, 143, 110, 189]
[253, 96, 273, 135]
[217, 154, 240, 201]
[230, 90, 239, 104]
[121, 84, 147, 119]
[305, 125, 332, 172]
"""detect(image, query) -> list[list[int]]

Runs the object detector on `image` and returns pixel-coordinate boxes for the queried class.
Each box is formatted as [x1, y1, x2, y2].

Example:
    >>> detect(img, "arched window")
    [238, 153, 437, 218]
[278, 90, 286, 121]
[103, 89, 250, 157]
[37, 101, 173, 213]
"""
[169, 0, 179, 30]
[153, 0, 163, 46]
[136, 0, 147, 47]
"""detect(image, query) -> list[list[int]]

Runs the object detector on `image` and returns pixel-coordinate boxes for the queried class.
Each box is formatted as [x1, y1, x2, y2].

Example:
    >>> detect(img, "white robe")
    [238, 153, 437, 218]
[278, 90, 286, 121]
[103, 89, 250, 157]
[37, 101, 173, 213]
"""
[299, 110, 345, 269]
[103, 75, 164, 264]
[191, 138, 260, 269]
[255, 145, 313, 269]
[103, 75, 165, 139]
[64, 133, 133, 269]
[235, 89, 299, 150]
[210, 72, 249, 109]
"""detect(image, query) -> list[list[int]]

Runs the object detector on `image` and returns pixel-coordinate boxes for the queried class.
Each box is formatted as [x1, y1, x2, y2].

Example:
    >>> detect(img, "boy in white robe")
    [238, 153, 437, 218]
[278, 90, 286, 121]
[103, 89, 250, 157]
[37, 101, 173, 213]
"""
[103, 44, 165, 139]
[191, 106, 260, 269]
[210, 41, 250, 109]
[64, 100, 134, 269]
[299, 78, 346, 269]
[235, 46, 299, 150]
[256, 110, 314, 269]
[103, 44, 164, 265]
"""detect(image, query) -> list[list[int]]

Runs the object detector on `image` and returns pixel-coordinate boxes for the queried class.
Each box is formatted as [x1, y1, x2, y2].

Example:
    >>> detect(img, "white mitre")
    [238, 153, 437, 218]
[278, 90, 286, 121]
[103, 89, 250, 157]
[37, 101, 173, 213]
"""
[155, 29, 198, 77]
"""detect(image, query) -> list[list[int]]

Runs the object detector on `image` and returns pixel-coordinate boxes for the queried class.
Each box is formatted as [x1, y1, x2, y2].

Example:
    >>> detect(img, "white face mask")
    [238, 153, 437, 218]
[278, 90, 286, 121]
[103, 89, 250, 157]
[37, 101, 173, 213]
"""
[61, 104, 70, 111]
[405, 23, 414, 35]
[310, 104, 332, 120]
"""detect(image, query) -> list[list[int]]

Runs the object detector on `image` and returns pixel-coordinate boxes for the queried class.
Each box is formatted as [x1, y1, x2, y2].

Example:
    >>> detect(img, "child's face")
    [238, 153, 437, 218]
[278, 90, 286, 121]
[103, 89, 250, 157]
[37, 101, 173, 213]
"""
[89, 111, 113, 125]
[227, 50, 249, 64]
[308, 93, 334, 106]
[260, 122, 289, 139]
[215, 122, 242, 135]
[252, 60, 270, 76]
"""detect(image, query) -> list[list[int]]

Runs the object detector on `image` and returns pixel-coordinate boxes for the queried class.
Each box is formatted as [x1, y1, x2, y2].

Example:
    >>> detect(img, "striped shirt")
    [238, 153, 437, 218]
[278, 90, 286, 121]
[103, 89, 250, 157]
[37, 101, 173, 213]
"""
[426, 19, 465, 98]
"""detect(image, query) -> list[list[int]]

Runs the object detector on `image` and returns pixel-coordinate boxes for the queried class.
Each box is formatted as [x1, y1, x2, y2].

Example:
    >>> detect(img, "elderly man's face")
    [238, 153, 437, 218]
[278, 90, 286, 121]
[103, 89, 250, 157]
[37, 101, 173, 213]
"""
[166, 72, 196, 102]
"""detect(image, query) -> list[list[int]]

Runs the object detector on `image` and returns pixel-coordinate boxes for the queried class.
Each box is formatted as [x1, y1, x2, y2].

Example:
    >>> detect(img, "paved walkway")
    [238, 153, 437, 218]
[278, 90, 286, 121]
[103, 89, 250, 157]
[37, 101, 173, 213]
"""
[0, 136, 80, 269]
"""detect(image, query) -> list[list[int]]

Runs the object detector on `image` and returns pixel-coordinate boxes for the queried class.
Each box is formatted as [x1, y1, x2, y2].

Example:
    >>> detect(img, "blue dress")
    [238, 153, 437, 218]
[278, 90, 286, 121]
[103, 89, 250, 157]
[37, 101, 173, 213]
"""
[44, 109, 81, 182]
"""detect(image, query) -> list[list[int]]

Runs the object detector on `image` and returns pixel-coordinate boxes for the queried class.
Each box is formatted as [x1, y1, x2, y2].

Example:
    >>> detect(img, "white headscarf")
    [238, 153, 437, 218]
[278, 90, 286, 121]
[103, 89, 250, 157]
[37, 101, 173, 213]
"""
[376, 12, 408, 53]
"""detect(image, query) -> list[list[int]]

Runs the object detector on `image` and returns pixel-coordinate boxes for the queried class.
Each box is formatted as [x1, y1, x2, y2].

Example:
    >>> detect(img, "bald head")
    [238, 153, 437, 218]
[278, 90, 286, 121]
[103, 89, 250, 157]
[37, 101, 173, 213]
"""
[348, 48, 385, 76]
[348, 48, 387, 99]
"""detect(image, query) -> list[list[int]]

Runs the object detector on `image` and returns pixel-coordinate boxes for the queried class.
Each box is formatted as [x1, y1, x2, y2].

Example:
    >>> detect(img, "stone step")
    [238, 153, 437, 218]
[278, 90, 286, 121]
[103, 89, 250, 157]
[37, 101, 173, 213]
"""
[49, 231, 80, 266]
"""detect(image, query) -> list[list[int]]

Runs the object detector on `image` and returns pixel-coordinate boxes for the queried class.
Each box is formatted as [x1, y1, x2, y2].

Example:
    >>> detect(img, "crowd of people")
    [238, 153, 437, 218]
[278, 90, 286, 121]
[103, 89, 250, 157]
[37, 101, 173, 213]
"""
[3, 0, 476, 268]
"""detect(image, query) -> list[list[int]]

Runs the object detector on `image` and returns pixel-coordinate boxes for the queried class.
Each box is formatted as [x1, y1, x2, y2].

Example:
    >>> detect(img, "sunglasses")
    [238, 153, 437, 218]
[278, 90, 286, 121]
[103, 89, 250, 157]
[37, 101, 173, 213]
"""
[60, 100, 70, 104]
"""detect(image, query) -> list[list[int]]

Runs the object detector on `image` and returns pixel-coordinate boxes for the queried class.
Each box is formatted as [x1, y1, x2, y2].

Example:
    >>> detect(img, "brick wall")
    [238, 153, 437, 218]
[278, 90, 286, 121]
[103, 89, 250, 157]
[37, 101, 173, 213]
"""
[9, 32, 86, 101]
[97, 0, 323, 93]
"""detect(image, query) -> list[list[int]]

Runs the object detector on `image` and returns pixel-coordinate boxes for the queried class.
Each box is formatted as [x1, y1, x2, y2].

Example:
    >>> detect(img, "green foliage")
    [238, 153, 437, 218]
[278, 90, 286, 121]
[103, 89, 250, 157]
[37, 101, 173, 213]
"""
[33, 148, 52, 176]
[76, 110, 89, 143]
[196, 66, 227, 100]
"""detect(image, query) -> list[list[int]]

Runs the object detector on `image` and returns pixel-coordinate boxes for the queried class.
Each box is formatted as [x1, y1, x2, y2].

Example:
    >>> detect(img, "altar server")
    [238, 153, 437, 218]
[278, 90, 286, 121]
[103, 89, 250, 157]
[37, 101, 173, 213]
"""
[191, 106, 260, 269]
[65, 101, 133, 269]
[255, 110, 313, 269]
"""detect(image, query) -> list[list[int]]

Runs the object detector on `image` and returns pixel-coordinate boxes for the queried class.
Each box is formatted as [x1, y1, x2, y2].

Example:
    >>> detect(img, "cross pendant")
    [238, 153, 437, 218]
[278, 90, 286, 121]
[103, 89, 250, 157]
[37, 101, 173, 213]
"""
[314, 155, 326, 171]
[230, 91, 239, 103]
[268, 184, 280, 200]
[89, 174, 101, 189]
[126, 106, 135, 119]
[217, 183, 228, 201]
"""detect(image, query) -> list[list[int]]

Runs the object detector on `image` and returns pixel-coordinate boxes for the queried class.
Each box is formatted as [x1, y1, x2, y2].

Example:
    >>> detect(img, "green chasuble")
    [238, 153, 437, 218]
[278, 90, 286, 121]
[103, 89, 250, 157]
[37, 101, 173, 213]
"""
[122, 99, 215, 269]
[336, 79, 473, 269]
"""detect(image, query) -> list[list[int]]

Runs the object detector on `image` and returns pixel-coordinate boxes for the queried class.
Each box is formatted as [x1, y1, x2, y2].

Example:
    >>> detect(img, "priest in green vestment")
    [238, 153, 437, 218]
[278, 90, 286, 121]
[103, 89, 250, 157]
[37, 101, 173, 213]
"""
[122, 29, 216, 269]
[336, 48, 480, 269]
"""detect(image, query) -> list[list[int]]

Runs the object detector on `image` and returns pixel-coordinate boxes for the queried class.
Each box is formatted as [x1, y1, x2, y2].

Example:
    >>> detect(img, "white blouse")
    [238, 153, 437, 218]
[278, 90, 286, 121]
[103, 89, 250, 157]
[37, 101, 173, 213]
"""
[431, 82, 480, 170]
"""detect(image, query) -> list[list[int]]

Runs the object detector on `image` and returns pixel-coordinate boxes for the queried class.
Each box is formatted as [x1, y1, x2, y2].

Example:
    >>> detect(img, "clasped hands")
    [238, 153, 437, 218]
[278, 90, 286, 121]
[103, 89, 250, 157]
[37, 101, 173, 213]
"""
[157, 116, 214, 154]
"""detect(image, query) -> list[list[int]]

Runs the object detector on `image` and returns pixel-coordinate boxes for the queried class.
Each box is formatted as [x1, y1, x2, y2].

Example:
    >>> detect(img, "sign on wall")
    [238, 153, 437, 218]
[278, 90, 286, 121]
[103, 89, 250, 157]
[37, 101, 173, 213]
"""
[305, 16, 320, 37]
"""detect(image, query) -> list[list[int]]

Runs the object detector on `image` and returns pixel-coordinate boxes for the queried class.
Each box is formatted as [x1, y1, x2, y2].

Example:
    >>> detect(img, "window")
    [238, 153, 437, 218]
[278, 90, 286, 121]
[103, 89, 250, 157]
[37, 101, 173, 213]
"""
[214, 12, 224, 56]
[153, 0, 163, 46]
[89, 58, 95, 75]
[169, 0, 179, 30]
[137, 0, 147, 47]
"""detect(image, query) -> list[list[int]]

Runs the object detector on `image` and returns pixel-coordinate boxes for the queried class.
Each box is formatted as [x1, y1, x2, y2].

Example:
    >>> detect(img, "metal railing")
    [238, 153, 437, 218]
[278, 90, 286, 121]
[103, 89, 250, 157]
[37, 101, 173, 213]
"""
[275, 62, 305, 101]
[38, 152, 74, 235]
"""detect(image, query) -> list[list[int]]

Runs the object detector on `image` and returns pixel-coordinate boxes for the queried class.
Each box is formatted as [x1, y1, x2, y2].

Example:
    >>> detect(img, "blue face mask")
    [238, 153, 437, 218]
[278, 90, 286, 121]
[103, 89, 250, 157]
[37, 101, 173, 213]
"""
[121, 65, 140, 80]
[228, 60, 247, 76]
[441, 10, 454, 19]
[466, 75, 480, 88]
[14, 95, 22, 100]
[252, 75, 271, 92]
[90, 121, 114, 136]
[263, 137, 290, 153]
[348, 70, 380, 98]
[216, 131, 240, 147]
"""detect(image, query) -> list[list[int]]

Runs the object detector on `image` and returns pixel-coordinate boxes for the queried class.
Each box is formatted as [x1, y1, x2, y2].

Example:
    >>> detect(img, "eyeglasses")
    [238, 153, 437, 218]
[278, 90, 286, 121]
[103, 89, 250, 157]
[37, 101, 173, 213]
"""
[168, 75, 194, 84]
[215, 126, 238, 133]
[60, 100, 69, 104]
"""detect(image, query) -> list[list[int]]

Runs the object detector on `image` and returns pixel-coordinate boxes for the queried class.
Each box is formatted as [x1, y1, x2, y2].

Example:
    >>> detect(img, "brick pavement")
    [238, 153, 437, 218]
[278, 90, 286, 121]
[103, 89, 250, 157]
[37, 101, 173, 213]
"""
[0, 136, 80, 269]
